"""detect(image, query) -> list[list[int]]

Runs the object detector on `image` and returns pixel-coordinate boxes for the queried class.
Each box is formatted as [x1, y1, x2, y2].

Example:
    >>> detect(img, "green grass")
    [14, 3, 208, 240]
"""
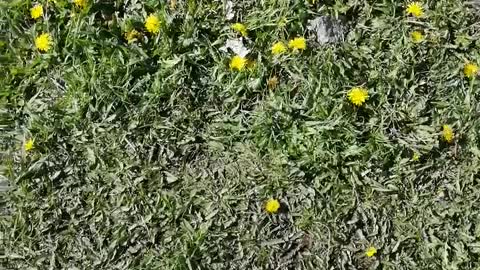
[2, 0, 480, 269]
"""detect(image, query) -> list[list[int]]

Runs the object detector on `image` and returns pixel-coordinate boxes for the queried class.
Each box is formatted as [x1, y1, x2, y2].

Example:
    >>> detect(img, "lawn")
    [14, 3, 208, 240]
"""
[2, 0, 480, 269]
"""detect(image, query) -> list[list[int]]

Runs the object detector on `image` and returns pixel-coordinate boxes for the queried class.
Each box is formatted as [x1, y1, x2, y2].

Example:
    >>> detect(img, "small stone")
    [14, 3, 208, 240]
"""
[307, 16, 347, 45]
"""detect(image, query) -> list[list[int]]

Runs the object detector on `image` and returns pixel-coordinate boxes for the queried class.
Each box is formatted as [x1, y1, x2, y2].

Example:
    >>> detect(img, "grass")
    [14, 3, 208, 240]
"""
[2, 0, 480, 269]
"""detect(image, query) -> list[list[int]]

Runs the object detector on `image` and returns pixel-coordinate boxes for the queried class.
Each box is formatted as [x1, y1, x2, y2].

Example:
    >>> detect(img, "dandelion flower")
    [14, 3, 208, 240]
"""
[74, 0, 87, 8]
[464, 63, 479, 79]
[145, 14, 161, 34]
[406, 2, 424, 17]
[125, 30, 140, 44]
[229, 55, 247, 71]
[348, 87, 369, 106]
[288, 37, 306, 51]
[365, 246, 377, 257]
[411, 31, 424, 43]
[24, 138, 34, 151]
[271, 41, 287, 55]
[231, 23, 248, 37]
[265, 198, 280, 214]
[35, 33, 52, 52]
[30, 5, 43, 19]
[442, 125, 454, 143]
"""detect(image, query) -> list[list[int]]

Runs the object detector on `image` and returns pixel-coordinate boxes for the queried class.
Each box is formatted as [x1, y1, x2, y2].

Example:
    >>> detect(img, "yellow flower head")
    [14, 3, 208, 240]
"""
[412, 152, 420, 161]
[365, 246, 377, 257]
[406, 2, 424, 17]
[125, 29, 140, 44]
[442, 125, 454, 143]
[464, 62, 479, 79]
[74, 0, 87, 8]
[265, 198, 280, 214]
[35, 33, 52, 52]
[229, 55, 247, 71]
[145, 14, 161, 34]
[411, 31, 424, 43]
[271, 41, 287, 55]
[231, 23, 248, 37]
[288, 37, 306, 51]
[25, 138, 34, 151]
[30, 5, 43, 19]
[348, 87, 369, 106]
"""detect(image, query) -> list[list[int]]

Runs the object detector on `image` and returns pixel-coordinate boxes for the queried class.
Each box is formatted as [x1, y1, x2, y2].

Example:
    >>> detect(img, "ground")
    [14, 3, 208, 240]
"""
[2, 0, 480, 269]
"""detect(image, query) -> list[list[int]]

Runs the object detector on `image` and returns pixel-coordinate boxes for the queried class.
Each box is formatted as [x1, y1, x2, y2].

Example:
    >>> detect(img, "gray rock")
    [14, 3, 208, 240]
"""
[307, 16, 347, 45]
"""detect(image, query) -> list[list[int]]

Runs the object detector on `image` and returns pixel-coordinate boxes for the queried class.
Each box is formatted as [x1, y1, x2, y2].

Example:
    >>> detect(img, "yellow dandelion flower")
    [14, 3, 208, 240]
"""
[464, 62, 479, 79]
[347, 87, 369, 106]
[442, 125, 454, 143]
[229, 55, 247, 71]
[411, 31, 424, 43]
[35, 33, 52, 52]
[30, 5, 43, 19]
[406, 2, 424, 17]
[231, 23, 248, 37]
[125, 29, 140, 44]
[365, 246, 377, 257]
[74, 0, 87, 8]
[24, 138, 34, 151]
[288, 37, 306, 51]
[145, 14, 161, 34]
[265, 198, 280, 214]
[271, 41, 287, 55]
